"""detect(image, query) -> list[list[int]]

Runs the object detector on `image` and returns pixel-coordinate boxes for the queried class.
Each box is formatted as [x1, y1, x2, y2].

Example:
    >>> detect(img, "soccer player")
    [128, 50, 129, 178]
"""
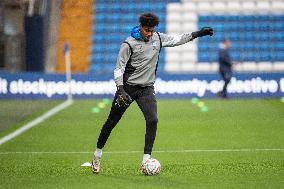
[217, 39, 233, 98]
[91, 12, 213, 173]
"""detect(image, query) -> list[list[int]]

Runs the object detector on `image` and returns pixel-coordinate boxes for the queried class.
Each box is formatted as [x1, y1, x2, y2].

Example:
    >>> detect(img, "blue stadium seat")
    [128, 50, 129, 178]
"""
[93, 3, 284, 70]
[270, 32, 283, 41]
[227, 32, 239, 41]
[255, 33, 270, 41]
[231, 51, 240, 61]
[214, 15, 226, 22]
[90, 0, 172, 69]
[274, 42, 284, 50]
[255, 15, 270, 22]
[199, 15, 211, 23]
[273, 22, 284, 30]
[95, 4, 108, 13]
[226, 15, 240, 22]
[213, 23, 224, 32]
[257, 43, 270, 51]
[274, 53, 284, 61]
[209, 53, 218, 61]
[258, 52, 271, 61]
[271, 15, 284, 21]
[242, 51, 256, 61]
[95, 14, 106, 21]
[197, 54, 209, 62]
[198, 14, 284, 63]
[231, 43, 240, 51]
[91, 55, 104, 63]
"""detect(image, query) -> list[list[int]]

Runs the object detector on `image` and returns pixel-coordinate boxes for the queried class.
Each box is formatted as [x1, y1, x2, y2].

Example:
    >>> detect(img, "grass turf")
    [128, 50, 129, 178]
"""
[0, 99, 283, 188]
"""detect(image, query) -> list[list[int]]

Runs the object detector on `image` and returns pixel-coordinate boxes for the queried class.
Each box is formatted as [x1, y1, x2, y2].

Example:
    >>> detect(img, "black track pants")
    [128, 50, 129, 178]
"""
[96, 84, 158, 155]
[220, 67, 232, 97]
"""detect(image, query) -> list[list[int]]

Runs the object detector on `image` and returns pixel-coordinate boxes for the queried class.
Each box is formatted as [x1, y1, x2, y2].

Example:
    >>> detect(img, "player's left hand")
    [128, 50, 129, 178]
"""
[200, 27, 214, 36]
[191, 27, 214, 39]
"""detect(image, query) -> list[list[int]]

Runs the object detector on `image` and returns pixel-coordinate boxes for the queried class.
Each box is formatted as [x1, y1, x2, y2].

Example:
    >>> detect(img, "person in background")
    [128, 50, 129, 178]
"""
[217, 39, 233, 98]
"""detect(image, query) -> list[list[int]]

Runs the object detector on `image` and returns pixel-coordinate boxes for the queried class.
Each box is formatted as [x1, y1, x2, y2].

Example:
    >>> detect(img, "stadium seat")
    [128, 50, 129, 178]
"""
[271, 14, 284, 21]
[182, 12, 197, 22]
[183, 22, 197, 32]
[183, 2, 197, 12]
[213, 23, 224, 32]
[183, 43, 197, 52]
[271, 1, 284, 12]
[226, 15, 240, 22]
[197, 2, 212, 13]
[256, 1, 270, 11]
[242, 62, 257, 71]
[227, 1, 242, 12]
[274, 53, 284, 61]
[182, 52, 197, 62]
[258, 52, 271, 62]
[241, 2, 256, 12]
[212, 2, 227, 13]
[166, 23, 182, 34]
[257, 43, 270, 51]
[196, 63, 212, 72]
[92, 0, 284, 73]
[211, 62, 219, 72]
[257, 62, 273, 71]
[231, 52, 241, 61]
[167, 3, 181, 13]
[165, 52, 181, 62]
[273, 62, 284, 71]
[198, 15, 211, 23]
[198, 53, 209, 62]
[164, 62, 181, 73]
[274, 42, 284, 50]
[180, 62, 196, 72]
[91, 0, 170, 68]
[255, 14, 270, 22]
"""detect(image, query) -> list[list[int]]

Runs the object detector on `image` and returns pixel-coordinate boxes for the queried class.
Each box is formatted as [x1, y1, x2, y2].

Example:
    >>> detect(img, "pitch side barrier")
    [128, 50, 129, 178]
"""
[0, 72, 284, 99]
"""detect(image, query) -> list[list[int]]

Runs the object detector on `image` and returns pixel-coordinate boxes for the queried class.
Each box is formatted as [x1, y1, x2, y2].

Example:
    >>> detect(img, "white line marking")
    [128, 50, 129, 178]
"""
[0, 99, 73, 146]
[0, 148, 283, 155]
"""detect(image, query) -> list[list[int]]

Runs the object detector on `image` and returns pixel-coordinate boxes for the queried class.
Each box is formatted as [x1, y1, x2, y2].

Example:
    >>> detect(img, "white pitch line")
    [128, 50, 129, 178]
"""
[0, 148, 283, 155]
[0, 99, 73, 146]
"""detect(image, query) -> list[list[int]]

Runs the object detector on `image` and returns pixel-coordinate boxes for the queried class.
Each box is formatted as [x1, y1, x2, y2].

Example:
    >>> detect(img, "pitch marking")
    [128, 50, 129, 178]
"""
[0, 99, 73, 146]
[0, 148, 283, 155]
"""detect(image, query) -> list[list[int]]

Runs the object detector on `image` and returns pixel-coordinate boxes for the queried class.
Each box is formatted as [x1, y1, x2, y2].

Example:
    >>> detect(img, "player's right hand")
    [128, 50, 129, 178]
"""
[115, 85, 132, 108]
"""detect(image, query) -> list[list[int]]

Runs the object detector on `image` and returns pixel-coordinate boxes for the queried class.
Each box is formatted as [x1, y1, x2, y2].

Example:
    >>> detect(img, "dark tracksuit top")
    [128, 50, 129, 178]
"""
[114, 32, 194, 87]
[218, 46, 232, 73]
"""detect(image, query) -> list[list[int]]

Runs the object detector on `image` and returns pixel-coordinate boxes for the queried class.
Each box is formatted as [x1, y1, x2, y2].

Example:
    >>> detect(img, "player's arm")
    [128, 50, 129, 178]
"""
[114, 43, 131, 86]
[113, 43, 132, 107]
[159, 27, 213, 47]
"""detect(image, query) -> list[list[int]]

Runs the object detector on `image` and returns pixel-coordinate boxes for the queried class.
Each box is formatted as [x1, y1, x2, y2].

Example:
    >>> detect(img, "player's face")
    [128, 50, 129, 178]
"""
[225, 40, 231, 49]
[140, 26, 155, 42]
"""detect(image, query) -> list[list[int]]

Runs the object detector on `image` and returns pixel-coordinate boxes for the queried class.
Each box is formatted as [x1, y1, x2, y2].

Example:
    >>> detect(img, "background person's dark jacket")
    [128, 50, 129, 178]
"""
[218, 47, 232, 71]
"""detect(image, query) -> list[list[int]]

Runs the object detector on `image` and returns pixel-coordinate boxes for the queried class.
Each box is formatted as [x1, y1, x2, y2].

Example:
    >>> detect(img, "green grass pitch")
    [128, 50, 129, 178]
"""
[0, 99, 283, 189]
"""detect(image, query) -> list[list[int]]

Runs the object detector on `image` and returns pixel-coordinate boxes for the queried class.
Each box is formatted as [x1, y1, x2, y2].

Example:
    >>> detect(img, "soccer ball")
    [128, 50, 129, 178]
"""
[140, 158, 161, 176]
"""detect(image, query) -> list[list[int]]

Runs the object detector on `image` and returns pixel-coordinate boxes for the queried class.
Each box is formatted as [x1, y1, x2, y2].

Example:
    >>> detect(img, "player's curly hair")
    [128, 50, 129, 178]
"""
[139, 13, 159, 27]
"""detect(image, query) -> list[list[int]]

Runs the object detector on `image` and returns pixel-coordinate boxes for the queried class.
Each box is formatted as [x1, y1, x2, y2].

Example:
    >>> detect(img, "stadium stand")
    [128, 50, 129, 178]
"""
[90, 0, 179, 74]
[90, 0, 284, 73]
[165, 0, 284, 72]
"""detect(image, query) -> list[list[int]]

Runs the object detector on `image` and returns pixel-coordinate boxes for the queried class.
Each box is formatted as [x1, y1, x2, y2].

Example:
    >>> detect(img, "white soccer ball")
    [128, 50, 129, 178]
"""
[141, 158, 161, 176]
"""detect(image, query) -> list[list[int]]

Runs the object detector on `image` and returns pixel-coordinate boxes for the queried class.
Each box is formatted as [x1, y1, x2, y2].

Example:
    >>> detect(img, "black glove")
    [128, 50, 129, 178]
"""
[115, 85, 132, 108]
[191, 27, 214, 39]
